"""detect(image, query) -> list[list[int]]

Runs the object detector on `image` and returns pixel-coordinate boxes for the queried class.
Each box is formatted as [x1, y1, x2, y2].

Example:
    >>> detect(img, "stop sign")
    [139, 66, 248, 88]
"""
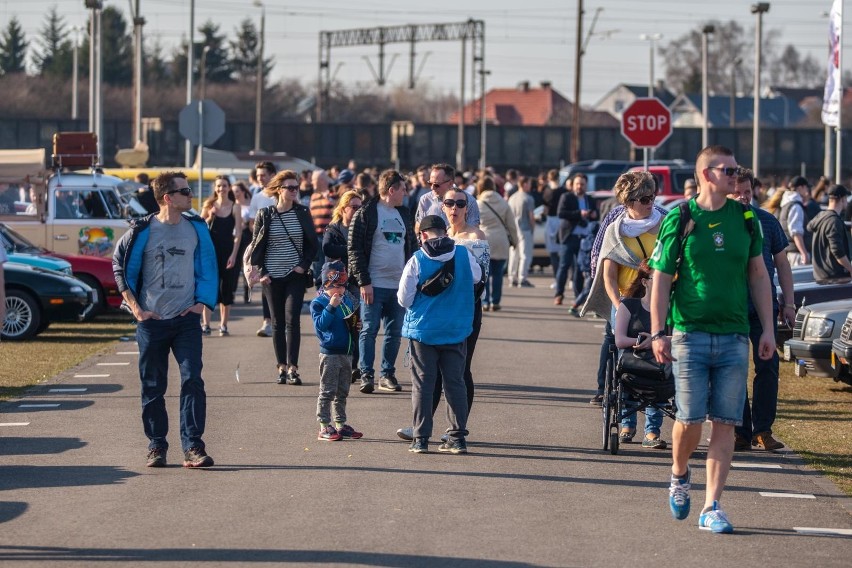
[621, 97, 672, 149]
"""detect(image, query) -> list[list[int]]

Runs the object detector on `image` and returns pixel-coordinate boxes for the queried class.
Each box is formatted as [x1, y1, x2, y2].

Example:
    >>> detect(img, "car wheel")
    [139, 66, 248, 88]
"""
[3, 289, 43, 341]
[76, 273, 105, 321]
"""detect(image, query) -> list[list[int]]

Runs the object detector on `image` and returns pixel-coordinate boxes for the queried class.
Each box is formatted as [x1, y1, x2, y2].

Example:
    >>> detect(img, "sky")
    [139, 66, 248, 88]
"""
[0, 0, 840, 106]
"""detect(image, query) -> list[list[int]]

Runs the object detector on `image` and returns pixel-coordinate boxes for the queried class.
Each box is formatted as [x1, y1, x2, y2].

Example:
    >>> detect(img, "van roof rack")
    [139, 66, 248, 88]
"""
[52, 132, 99, 170]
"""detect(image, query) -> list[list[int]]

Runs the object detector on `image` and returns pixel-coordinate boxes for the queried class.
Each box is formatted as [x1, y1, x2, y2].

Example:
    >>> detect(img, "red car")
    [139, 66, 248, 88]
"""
[48, 251, 121, 314]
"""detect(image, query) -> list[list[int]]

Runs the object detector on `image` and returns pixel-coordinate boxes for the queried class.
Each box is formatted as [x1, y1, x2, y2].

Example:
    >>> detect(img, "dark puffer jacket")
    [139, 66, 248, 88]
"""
[347, 198, 416, 287]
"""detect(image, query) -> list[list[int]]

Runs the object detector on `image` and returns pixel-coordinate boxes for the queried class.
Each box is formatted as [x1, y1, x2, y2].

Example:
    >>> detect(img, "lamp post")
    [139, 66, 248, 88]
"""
[253, 0, 265, 152]
[751, 2, 770, 178]
[71, 25, 81, 121]
[185, 0, 195, 167]
[701, 25, 714, 148]
[130, 0, 145, 144]
[640, 33, 662, 167]
[84, 0, 103, 160]
[197, 45, 211, 198]
[730, 56, 742, 127]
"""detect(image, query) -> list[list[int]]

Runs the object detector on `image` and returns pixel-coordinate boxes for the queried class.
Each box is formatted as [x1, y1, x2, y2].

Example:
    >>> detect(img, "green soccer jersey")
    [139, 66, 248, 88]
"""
[649, 198, 763, 335]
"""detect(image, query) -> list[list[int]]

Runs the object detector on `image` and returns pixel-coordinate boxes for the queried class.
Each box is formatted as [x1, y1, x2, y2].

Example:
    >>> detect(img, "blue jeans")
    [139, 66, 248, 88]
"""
[555, 235, 579, 297]
[736, 311, 780, 440]
[358, 286, 404, 378]
[484, 259, 507, 306]
[670, 329, 750, 425]
[137, 312, 207, 452]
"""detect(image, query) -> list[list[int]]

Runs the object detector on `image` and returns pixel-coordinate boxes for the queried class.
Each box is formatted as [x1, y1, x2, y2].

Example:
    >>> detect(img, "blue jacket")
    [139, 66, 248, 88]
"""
[310, 291, 359, 355]
[112, 212, 219, 314]
[401, 245, 475, 345]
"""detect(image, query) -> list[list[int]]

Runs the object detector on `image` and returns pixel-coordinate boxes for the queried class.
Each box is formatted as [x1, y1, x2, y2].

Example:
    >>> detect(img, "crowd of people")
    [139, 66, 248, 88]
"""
[113, 150, 851, 536]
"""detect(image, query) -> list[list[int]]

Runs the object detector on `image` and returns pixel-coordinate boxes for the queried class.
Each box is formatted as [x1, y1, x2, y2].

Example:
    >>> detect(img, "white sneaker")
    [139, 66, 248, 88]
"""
[256, 322, 272, 337]
[549, 282, 557, 290]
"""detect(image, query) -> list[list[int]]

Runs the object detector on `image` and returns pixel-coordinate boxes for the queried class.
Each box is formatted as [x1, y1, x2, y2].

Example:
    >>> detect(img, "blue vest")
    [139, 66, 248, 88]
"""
[402, 245, 473, 345]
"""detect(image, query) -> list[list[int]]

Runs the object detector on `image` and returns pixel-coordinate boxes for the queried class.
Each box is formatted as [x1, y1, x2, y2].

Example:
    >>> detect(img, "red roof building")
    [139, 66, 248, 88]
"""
[448, 81, 618, 127]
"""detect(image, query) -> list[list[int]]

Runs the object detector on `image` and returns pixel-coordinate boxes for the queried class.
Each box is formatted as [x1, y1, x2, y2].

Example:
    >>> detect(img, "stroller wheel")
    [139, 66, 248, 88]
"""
[610, 432, 619, 455]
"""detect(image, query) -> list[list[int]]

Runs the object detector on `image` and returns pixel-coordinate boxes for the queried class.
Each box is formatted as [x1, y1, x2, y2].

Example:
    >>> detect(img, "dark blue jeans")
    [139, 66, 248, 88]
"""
[736, 311, 780, 440]
[359, 286, 404, 378]
[555, 235, 580, 297]
[484, 259, 507, 306]
[137, 312, 206, 452]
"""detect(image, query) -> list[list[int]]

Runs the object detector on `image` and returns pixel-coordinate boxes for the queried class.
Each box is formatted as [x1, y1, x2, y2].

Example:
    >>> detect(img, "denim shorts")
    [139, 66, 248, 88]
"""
[670, 329, 749, 425]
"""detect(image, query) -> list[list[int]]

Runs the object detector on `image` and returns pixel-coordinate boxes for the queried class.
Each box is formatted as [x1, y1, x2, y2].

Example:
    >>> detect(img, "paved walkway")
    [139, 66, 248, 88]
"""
[1, 275, 850, 567]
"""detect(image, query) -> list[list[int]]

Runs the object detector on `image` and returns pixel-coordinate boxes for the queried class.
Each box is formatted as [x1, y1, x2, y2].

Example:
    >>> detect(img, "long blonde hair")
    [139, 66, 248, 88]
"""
[331, 190, 361, 224]
[762, 188, 785, 215]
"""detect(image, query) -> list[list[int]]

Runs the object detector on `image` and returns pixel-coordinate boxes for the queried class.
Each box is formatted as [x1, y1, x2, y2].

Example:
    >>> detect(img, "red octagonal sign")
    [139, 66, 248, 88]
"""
[621, 97, 672, 149]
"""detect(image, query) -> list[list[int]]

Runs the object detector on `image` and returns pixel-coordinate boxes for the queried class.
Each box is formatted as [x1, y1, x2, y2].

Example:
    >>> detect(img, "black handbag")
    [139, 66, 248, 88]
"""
[616, 349, 669, 382]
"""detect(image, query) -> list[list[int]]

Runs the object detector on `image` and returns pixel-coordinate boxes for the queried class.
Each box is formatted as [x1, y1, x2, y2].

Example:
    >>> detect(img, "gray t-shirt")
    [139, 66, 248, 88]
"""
[508, 191, 534, 232]
[368, 203, 406, 289]
[140, 217, 198, 319]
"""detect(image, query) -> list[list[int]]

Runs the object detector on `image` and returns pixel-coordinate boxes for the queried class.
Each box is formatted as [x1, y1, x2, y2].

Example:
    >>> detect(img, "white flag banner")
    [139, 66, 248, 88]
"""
[822, 0, 843, 127]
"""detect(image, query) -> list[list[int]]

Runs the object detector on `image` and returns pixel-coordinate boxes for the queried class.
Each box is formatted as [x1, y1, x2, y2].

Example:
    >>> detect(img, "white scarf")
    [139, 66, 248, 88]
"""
[620, 208, 662, 238]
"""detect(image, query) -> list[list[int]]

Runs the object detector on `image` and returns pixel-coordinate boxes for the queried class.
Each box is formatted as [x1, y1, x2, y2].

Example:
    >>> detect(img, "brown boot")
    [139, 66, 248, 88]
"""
[734, 433, 751, 452]
[752, 431, 784, 451]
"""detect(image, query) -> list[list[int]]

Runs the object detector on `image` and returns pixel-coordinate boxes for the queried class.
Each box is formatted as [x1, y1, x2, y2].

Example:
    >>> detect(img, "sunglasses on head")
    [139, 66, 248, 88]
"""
[442, 199, 467, 208]
[166, 187, 192, 196]
[631, 195, 654, 205]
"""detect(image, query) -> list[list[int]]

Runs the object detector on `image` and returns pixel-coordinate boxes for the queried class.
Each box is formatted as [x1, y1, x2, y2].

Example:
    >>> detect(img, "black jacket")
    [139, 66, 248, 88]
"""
[807, 210, 851, 283]
[347, 199, 416, 287]
[249, 203, 318, 277]
[322, 221, 348, 264]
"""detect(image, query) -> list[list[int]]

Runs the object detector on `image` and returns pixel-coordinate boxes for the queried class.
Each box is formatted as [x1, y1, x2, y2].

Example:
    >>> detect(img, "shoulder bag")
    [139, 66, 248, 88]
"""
[274, 207, 315, 288]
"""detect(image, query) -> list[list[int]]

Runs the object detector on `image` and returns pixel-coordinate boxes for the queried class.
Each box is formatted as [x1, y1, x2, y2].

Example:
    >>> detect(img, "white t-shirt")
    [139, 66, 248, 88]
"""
[368, 203, 406, 289]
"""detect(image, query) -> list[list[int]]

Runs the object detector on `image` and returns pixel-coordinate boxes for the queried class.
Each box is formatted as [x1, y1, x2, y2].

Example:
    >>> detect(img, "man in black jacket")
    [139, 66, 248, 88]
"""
[554, 173, 597, 305]
[807, 184, 852, 284]
[347, 170, 417, 394]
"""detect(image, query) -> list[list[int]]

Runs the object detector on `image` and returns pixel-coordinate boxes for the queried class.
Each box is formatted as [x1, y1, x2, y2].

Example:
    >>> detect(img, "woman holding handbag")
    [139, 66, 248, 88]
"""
[249, 170, 319, 385]
[476, 176, 519, 311]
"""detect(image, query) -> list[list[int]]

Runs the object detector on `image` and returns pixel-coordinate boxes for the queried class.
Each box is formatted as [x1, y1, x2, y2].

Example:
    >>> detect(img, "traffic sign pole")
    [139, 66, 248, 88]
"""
[198, 99, 204, 208]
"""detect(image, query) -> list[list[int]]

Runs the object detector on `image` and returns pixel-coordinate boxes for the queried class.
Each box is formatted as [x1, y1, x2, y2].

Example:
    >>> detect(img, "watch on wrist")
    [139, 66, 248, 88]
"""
[650, 330, 667, 341]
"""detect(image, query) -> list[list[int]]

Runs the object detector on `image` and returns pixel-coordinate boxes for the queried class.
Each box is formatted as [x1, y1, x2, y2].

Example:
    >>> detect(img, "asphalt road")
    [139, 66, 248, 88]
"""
[1, 275, 850, 567]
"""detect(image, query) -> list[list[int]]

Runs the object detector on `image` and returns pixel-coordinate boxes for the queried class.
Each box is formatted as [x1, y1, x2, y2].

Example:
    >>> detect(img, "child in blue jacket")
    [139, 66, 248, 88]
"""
[310, 260, 363, 441]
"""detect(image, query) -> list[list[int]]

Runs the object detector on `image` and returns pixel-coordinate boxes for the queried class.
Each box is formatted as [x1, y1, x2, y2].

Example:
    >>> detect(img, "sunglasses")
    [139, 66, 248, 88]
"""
[280, 184, 299, 192]
[431, 180, 450, 188]
[708, 166, 739, 177]
[166, 187, 192, 196]
[442, 199, 467, 209]
[630, 195, 654, 205]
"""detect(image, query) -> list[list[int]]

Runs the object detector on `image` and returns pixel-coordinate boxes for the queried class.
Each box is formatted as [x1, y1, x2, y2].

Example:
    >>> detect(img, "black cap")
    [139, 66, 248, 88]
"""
[789, 175, 810, 189]
[419, 215, 447, 233]
[827, 184, 851, 199]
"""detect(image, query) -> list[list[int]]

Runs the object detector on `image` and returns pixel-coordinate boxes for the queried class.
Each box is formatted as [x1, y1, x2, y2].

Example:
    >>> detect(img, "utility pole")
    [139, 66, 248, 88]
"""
[71, 26, 80, 121]
[457, 36, 466, 172]
[253, 0, 265, 152]
[571, 0, 583, 163]
[701, 25, 714, 148]
[130, 0, 145, 143]
[185, 0, 195, 167]
[751, 3, 770, 178]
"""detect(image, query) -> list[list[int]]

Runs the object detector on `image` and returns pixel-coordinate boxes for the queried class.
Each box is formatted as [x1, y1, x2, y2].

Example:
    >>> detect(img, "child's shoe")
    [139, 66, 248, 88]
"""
[318, 425, 341, 441]
[337, 424, 363, 439]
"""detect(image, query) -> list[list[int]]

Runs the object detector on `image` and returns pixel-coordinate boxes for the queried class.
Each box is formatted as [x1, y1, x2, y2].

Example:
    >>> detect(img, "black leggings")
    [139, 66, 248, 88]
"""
[432, 299, 482, 414]
[263, 273, 307, 368]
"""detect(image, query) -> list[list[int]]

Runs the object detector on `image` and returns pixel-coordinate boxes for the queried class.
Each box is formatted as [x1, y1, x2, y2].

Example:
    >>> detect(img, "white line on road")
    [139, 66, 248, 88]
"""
[759, 492, 816, 499]
[97, 362, 130, 366]
[49, 388, 88, 393]
[732, 462, 783, 469]
[0, 422, 30, 426]
[793, 527, 852, 536]
[18, 404, 60, 408]
[116, 351, 139, 355]
[75, 374, 109, 378]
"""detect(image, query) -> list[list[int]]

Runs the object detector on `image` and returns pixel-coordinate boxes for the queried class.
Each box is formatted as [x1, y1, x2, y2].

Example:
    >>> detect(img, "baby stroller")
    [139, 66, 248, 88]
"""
[602, 345, 677, 455]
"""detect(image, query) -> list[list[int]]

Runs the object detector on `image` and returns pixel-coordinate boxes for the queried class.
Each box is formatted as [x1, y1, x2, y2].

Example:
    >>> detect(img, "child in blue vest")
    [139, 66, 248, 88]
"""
[310, 260, 363, 441]
[397, 215, 482, 454]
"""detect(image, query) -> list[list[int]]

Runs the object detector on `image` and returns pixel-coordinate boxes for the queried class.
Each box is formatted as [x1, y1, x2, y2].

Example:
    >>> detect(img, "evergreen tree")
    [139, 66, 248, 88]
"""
[198, 20, 232, 84]
[144, 37, 171, 85]
[33, 6, 73, 77]
[80, 6, 133, 85]
[230, 18, 273, 83]
[0, 17, 29, 75]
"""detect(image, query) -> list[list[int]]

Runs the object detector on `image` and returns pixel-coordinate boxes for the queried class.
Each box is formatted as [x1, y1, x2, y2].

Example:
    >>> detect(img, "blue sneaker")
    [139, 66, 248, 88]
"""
[698, 501, 734, 534]
[668, 467, 691, 520]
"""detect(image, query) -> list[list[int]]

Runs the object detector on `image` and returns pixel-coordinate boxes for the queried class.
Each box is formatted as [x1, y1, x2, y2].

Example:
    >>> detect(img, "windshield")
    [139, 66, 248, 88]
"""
[0, 223, 43, 253]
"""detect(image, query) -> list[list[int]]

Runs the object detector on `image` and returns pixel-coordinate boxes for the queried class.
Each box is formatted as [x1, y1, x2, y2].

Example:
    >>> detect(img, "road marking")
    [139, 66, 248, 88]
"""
[49, 388, 88, 393]
[18, 404, 60, 408]
[97, 362, 130, 366]
[759, 492, 815, 499]
[793, 527, 852, 537]
[732, 462, 783, 469]
[0, 422, 30, 426]
[116, 351, 139, 355]
[75, 374, 109, 378]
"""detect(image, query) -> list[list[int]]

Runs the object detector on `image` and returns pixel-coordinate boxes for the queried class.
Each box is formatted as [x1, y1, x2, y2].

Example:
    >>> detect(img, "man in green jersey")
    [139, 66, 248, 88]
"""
[648, 145, 775, 534]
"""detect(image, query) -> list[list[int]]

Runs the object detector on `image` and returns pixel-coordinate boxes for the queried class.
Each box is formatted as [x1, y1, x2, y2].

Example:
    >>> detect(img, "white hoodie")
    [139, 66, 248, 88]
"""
[780, 190, 805, 237]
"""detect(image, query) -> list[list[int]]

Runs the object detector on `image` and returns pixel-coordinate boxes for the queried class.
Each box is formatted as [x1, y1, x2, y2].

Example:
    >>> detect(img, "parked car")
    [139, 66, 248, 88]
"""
[782, 299, 852, 377]
[628, 164, 696, 203]
[830, 311, 852, 386]
[1, 222, 120, 316]
[3, 262, 94, 340]
[775, 269, 852, 346]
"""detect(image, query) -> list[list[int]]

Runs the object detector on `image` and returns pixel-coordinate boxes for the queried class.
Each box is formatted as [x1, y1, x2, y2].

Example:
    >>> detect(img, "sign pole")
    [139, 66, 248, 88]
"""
[198, 99, 204, 210]
[643, 148, 649, 171]
[837, 0, 844, 183]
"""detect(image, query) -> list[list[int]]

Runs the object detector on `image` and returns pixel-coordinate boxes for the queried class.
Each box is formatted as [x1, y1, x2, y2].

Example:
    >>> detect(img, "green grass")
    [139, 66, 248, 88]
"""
[0, 314, 136, 400]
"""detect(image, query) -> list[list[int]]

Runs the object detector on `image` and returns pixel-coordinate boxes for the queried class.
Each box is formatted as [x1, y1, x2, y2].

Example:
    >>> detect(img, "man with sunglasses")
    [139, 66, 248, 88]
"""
[414, 163, 480, 231]
[113, 171, 219, 469]
[649, 145, 775, 534]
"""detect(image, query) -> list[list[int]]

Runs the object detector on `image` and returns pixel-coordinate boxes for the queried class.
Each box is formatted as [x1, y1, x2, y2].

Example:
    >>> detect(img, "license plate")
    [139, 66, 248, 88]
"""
[783, 344, 791, 361]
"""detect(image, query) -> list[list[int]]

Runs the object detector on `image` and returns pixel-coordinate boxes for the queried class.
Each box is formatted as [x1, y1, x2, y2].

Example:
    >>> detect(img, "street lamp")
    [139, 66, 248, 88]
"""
[730, 56, 743, 127]
[253, 0, 265, 152]
[71, 25, 81, 121]
[84, 0, 103, 162]
[701, 25, 714, 148]
[639, 33, 662, 97]
[751, 2, 770, 178]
